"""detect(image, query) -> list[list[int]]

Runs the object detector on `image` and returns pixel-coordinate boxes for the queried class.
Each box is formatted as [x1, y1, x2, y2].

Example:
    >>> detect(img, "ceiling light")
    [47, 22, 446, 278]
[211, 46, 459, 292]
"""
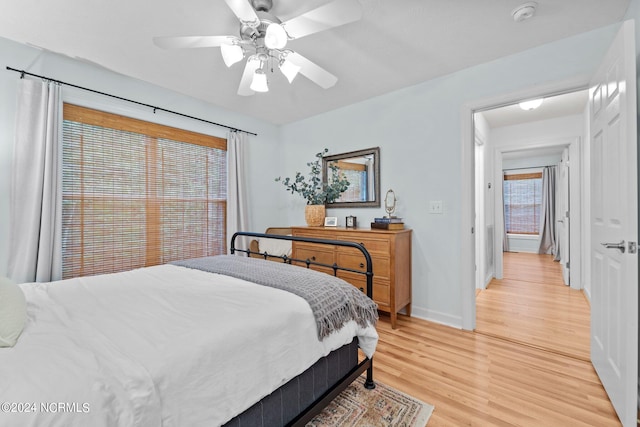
[279, 58, 300, 83]
[250, 68, 269, 92]
[512, 2, 537, 22]
[264, 23, 287, 49]
[519, 98, 543, 110]
[220, 43, 244, 67]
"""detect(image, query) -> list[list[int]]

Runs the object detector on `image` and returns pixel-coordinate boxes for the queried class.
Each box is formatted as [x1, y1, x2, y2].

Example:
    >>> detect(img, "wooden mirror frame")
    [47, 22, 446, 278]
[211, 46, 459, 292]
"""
[322, 147, 380, 208]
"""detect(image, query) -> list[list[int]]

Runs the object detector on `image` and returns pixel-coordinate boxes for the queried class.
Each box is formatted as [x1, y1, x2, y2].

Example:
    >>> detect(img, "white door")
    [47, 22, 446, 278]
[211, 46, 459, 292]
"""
[558, 148, 570, 285]
[589, 20, 638, 427]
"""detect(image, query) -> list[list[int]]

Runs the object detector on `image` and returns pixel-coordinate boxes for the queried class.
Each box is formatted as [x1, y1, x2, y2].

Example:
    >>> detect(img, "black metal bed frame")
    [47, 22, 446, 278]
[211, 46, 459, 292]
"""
[230, 231, 376, 426]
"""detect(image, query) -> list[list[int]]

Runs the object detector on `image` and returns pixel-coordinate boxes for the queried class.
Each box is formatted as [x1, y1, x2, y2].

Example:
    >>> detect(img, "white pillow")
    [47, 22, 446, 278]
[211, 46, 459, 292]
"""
[0, 277, 27, 348]
[258, 237, 292, 257]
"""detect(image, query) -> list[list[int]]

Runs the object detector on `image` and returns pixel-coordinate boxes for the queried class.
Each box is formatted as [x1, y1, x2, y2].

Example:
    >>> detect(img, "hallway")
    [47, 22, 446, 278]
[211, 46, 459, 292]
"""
[475, 251, 591, 361]
[372, 251, 619, 426]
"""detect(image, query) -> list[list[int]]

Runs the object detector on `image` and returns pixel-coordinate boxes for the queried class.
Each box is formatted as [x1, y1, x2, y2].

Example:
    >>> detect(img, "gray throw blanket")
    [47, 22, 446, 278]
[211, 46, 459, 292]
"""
[171, 255, 378, 340]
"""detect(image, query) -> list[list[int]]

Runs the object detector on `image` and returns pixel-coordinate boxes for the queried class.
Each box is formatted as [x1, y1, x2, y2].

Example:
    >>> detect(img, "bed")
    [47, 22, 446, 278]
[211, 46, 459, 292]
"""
[0, 232, 378, 427]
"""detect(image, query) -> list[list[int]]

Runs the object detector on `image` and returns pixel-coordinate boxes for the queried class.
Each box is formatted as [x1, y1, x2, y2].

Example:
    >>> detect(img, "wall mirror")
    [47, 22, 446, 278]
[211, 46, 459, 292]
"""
[323, 147, 380, 208]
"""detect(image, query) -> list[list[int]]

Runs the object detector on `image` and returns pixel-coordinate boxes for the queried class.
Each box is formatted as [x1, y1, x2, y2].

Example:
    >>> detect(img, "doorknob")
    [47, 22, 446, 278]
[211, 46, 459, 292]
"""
[601, 240, 626, 253]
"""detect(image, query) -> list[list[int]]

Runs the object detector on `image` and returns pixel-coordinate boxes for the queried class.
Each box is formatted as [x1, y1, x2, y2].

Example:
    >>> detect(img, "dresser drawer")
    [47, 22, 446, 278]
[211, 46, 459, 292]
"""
[293, 241, 336, 254]
[336, 233, 390, 255]
[291, 226, 411, 329]
[340, 275, 390, 307]
[291, 246, 335, 275]
[336, 252, 390, 280]
[294, 229, 337, 240]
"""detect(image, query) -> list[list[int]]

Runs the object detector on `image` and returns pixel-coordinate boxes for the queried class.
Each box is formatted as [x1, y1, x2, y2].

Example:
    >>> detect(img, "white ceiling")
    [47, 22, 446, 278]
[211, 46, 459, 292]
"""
[0, 0, 629, 125]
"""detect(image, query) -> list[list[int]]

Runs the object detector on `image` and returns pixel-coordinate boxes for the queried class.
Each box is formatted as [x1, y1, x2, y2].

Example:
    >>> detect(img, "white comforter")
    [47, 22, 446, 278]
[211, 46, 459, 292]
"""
[0, 264, 378, 427]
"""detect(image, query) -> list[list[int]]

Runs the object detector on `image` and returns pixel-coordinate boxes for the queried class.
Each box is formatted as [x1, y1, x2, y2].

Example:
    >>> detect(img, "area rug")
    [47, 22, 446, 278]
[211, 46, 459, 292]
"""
[306, 376, 434, 427]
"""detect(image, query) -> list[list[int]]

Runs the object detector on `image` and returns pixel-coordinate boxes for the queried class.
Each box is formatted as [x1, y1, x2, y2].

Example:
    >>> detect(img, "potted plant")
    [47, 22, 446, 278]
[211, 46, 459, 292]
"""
[276, 148, 350, 226]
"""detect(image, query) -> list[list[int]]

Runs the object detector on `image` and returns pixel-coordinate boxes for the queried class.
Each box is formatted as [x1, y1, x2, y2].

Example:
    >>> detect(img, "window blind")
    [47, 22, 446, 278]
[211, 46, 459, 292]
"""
[332, 161, 367, 202]
[62, 104, 227, 279]
[503, 172, 543, 235]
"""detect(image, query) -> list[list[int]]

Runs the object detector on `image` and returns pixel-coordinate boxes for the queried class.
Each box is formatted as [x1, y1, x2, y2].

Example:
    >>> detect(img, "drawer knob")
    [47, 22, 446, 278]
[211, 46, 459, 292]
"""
[359, 287, 364, 292]
[311, 256, 316, 261]
[359, 263, 364, 268]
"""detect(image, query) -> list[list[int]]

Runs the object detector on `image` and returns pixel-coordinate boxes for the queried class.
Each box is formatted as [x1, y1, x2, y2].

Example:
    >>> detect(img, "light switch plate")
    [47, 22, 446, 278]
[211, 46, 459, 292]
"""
[429, 200, 443, 214]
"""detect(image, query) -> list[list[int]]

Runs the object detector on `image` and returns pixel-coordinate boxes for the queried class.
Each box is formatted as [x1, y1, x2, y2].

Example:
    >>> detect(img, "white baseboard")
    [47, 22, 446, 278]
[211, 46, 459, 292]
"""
[484, 273, 493, 288]
[409, 305, 463, 329]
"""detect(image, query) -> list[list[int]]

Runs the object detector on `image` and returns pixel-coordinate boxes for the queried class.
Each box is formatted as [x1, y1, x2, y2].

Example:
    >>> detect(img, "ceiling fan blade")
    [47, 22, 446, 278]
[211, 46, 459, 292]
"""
[237, 56, 260, 96]
[286, 52, 337, 89]
[224, 0, 259, 25]
[282, 0, 362, 39]
[153, 35, 237, 49]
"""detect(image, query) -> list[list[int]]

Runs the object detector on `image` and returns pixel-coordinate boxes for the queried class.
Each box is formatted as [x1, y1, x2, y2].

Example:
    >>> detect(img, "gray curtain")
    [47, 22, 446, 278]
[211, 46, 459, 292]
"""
[538, 166, 558, 255]
[226, 130, 249, 253]
[7, 79, 62, 283]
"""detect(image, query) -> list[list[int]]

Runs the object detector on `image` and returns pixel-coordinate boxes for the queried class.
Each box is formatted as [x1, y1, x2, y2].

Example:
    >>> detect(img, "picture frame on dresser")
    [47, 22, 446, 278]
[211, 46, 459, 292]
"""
[324, 217, 338, 227]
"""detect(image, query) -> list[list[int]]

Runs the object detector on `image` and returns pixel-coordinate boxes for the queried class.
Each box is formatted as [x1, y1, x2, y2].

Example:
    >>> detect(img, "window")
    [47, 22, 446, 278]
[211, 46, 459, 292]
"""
[503, 172, 543, 235]
[62, 104, 227, 279]
[333, 161, 367, 203]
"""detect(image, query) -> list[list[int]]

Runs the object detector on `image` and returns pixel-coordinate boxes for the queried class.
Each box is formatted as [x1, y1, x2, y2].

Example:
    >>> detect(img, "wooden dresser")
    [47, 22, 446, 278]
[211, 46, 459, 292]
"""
[291, 226, 412, 328]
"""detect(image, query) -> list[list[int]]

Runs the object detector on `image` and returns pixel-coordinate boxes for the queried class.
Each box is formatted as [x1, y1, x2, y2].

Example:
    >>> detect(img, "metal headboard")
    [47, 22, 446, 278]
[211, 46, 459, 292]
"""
[230, 231, 374, 299]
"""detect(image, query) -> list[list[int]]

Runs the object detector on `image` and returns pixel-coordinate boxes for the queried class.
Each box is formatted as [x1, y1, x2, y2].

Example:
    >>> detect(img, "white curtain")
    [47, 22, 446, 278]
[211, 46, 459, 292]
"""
[538, 166, 558, 255]
[501, 173, 509, 252]
[226, 130, 249, 253]
[7, 79, 62, 283]
[553, 160, 563, 262]
[366, 158, 374, 201]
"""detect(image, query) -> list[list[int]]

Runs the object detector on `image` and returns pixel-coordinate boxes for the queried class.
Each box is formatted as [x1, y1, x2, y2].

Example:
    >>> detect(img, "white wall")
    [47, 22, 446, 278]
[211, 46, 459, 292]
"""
[278, 26, 615, 327]
[503, 154, 564, 170]
[492, 115, 584, 148]
[0, 37, 282, 277]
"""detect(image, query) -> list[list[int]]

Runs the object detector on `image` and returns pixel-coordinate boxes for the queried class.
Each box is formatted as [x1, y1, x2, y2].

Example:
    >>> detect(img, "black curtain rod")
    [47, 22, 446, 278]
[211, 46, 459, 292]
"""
[6, 66, 257, 136]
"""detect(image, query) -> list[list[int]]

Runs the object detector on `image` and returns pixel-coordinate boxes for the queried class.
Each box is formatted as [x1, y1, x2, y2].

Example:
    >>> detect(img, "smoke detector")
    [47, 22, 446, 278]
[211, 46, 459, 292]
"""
[512, 2, 538, 22]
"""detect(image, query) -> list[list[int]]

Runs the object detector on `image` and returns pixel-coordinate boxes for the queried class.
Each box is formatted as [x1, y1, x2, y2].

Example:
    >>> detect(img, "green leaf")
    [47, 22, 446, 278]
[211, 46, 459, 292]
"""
[275, 149, 350, 205]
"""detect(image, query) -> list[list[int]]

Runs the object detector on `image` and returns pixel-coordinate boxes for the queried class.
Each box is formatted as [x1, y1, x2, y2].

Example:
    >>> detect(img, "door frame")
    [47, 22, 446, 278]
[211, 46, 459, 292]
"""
[492, 137, 581, 284]
[460, 76, 588, 330]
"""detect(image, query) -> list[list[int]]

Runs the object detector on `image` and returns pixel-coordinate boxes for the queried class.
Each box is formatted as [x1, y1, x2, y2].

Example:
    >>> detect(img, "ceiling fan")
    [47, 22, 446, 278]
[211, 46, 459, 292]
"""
[153, 0, 362, 96]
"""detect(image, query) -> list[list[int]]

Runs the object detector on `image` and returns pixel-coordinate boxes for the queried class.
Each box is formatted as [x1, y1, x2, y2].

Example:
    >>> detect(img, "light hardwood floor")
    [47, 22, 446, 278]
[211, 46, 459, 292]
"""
[476, 252, 590, 361]
[371, 252, 620, 426]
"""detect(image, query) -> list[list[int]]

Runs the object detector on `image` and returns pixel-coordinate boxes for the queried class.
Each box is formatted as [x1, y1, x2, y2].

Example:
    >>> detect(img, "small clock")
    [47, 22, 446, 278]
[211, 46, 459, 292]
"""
[345, 215, 357, 228]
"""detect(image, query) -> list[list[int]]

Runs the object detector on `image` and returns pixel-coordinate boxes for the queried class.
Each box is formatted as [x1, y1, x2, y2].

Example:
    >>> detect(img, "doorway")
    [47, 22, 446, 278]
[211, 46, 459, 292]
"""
[461, 23, 638, 425]
[472, 91, 587, 356]
[475, 90, 586, 290]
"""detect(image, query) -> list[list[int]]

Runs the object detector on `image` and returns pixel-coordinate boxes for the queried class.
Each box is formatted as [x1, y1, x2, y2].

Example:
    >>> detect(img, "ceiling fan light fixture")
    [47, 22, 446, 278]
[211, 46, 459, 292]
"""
[279, 58, 300, 83]
[519, 98, 544, 110]
[250, 68, 269, 92]
[220, 43, 244, 67]
[264, 23, 287, 49]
